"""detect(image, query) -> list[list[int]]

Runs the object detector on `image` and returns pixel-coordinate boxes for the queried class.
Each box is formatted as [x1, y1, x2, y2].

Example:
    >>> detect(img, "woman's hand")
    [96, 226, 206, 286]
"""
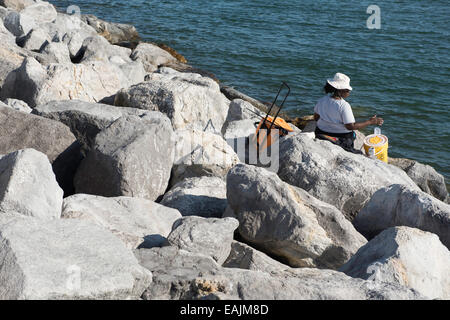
[370, 115, 384, 126]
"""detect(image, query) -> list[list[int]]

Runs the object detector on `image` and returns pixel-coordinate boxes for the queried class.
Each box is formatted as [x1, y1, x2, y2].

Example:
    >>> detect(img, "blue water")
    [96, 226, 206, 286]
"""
[50, 0, 449, 188]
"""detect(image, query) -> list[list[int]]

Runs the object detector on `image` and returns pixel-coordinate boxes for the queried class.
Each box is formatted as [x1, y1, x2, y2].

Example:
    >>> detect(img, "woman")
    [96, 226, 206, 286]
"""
[313, 72, 384, 153]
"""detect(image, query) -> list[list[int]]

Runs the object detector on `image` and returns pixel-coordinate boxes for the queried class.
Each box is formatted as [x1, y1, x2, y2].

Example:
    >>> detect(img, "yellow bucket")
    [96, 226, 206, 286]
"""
[363, 134, 389, 163]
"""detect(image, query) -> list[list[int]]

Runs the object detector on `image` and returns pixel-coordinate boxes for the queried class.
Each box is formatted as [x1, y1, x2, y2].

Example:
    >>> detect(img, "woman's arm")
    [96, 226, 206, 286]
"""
[345, 115, 384, 130]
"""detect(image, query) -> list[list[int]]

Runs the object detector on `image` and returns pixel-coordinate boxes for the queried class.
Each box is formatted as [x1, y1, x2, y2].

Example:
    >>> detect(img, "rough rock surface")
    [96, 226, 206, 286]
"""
[130, 42, 177, 73]
[223, 241, 291, 274]
[227, 163, 367, 269]
[171, 128, 239, 186]
[339, 226, 450, 300]
[135, 246, 424, 300]
[62, 194, 182, 249]
[81, 14, 140, 45]
[0, 214, 152, 299]
[0, 106, 81, 195]
[32, 99, 158, 152]
[0, 149, 63, 219]
[114, 68, 230, 132]
[278, 134, 420, 220]
[353, 184, 450, 249]
[2, 98, 32, 113]
[74, 114, 175, 201]
[166, 216, 239, 265]
[1, 57, 144, 107]
[161, 176, 227, 218]
[389, 157, 448, 202]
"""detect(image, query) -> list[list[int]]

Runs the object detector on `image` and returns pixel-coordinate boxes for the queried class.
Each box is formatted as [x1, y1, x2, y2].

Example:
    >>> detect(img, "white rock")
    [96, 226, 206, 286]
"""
[278, 134, 420, 221]
[166, 216, 239, 265]
[0, 214, 152, 299]
[353, 184, 450, 249]
[114, 68, 230, 132]
[340, 226, 450, 300]
[62, 194, 182, 249]
[130, 42, 177, 73]
[161, 176, 227, 218]
[0, 149, 63, 219]
[172, 128, 239, 186]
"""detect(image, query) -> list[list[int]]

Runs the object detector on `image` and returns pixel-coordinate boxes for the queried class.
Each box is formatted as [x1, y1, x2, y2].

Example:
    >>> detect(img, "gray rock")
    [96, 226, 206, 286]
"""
[0, 106, 81, 195]
[0, 0, 37, 11]
[79, 35, 132, 65]
[114, 68, 230, 132]
[223, 241, 291, 274]
[172, 128, 239, 186]
[278, 134, 420, 221]
[389, 157, 448, 201]
[166, 216, 239, 265]
[136, 246, 424, 300]
[161, 176, 227, 218]
[130, 42, 177, 73]
[40, 41, 71, 63]
[3, 2, 56, 37]
[1, 57, 141, 107]
[17, 28, 51, 51]
[0, 149, 63, 219]
[3, 10, 36, 37]
[2, 98, 31, 113]
[0, 214, 152, 299]
[20, 1, 57, 24]
[81, 14, 140, 45]
[40, 12, 97, 58]
[74, 114, 175, 201]
[353, 184, 450, 249]
[61, 194, 182, 249]
[227, 163, 367, 269]
[32, 99, 158, 152]
[339, 226, 450, 300]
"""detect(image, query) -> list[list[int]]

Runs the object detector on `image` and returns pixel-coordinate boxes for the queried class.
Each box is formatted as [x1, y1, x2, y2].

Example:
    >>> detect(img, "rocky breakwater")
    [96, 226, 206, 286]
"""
[0, 0, 448, 300]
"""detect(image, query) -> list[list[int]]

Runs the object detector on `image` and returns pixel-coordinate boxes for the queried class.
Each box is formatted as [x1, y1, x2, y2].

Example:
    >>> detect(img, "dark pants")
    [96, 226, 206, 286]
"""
[314, 127, 363, 154]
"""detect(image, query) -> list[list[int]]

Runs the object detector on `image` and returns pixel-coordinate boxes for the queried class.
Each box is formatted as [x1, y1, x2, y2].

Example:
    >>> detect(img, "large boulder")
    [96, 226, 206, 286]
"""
[136, 246, 424, 300]
[0, 56, 144, 107]
[0, 214, 152, 299]
[0, 106, 81, 195]
[161, 176, 227, 218]
[389, 157, 448, 202]
[81, 14, 140, 45]
[0, 0, 38, 11]
[74, 114, 175, 201]
[226, 163, 367, 269]
[130, 42, 177, 73]
[278, 134, 420, 221]
[166, 216, 239, 265]
[353, 184, 450, 249]
[40, 41, 71, 64]
[32, 99, 158, 152]
[171, 128, 239, 186]
[339, 226, 450, 300]
[0, 149, 63, 219]
[114, 68, 230, 132]
[62, 194, 182, 249]
[78, 35, 133, 65]
[3, 2, 57, 37]
[223, 240, 291, 274]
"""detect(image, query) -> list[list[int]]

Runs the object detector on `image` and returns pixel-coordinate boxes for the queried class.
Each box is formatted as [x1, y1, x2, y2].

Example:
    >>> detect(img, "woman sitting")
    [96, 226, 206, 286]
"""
[313, 73, 384, 153]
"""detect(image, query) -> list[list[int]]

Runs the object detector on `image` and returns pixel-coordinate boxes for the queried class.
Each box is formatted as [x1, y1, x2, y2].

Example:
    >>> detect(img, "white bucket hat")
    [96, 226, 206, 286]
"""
[327, 73, 352, 91]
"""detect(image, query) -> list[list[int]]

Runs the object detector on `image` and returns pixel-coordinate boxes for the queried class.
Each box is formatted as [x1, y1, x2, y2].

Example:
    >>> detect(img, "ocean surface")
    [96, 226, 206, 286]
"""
[50, 0, 449, 188]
